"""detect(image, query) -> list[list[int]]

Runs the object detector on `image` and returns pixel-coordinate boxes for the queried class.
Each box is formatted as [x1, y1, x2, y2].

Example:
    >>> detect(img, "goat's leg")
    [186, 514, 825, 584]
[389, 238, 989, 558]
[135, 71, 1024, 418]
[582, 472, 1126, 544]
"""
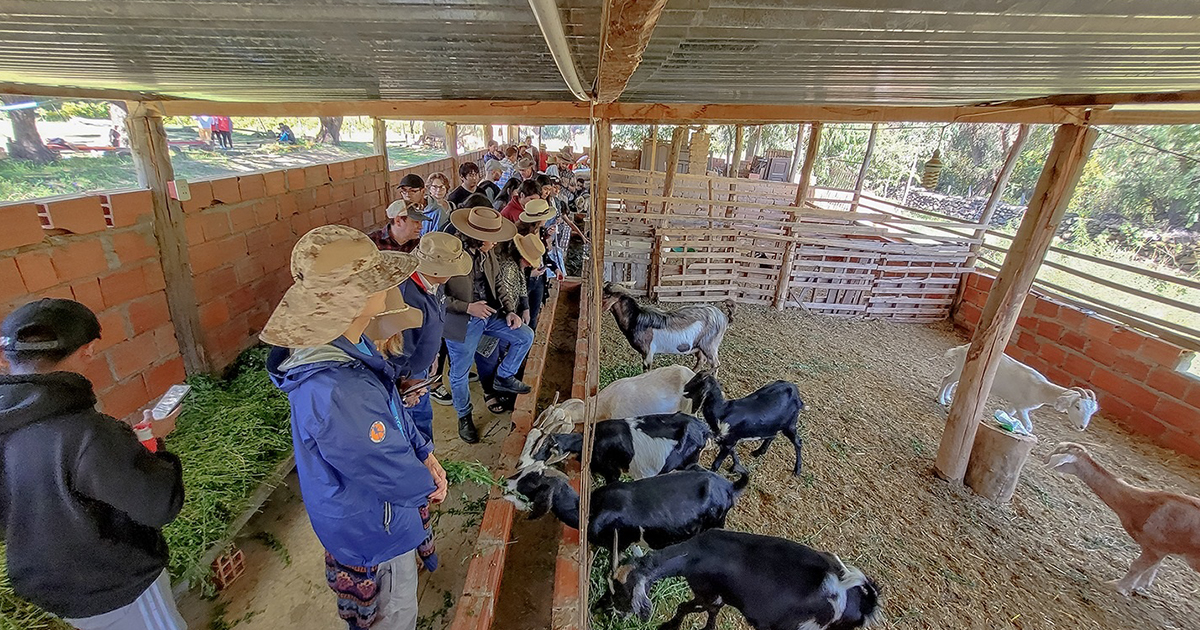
[641, 347, 655, 372]
[783, 424, 804, 476]
[750, 437, 775, 457]
[728, 448, 748, 475]
[1017, 409, 1034, 433]
[657, 597, 706, 630]
[936, 375, 956, 405]
[710, 443, 733, 472]
[1133, 557, 1166, 592]
[699, 598, 724, 630]
[1112, 550, 1164, 596]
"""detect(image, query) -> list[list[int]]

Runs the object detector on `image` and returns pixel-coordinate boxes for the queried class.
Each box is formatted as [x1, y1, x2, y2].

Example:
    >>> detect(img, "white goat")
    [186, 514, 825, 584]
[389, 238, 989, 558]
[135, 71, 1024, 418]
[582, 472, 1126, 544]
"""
[937, 343, 1098, 433]
[533, 365, 695, 428]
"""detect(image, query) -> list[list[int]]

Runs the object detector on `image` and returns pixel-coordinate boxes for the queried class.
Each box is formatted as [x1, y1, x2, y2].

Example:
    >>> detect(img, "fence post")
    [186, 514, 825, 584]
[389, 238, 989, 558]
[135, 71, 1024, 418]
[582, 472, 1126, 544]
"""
[446, 123, 459, 187]
[935, 124, 1097, 483]
[850, 123, 879, 212]
[124, 101, 211, 374]
[731, 124, 744, 177]
[773, 122, 823, 311]
[661, 126, 687, 213]
[647, 124, 658, 171]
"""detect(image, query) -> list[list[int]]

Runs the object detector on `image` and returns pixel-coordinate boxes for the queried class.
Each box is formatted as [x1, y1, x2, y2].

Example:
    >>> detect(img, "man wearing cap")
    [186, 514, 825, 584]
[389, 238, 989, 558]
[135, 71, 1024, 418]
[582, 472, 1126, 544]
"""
[264, 225, 448, 630]
[500, 179, 542, 224]
[443, 207, 534, 440]
[515, 156, 537, 182]
[545, 147, 575, 179]
[390, 233, 471, 442]
[370, 199, 432, 253]
[0, 299, 186, 630]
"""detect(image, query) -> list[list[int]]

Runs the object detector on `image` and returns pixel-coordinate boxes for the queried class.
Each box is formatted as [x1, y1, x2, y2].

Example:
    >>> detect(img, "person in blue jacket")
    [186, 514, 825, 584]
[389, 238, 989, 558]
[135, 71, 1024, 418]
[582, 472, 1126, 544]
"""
[262, 225, 448, 630]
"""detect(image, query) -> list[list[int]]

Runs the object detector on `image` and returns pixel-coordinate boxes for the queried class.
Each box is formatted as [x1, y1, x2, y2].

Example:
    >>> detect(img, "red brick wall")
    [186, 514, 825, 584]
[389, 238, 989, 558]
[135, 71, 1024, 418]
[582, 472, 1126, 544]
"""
[953, 271, 1200, 459]
[0, 191, 185, 422]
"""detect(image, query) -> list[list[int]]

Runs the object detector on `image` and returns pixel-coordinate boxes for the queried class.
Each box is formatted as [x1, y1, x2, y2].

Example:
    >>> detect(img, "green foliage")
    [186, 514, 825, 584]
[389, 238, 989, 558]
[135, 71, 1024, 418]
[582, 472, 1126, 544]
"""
[36, 100, 112, 121]
[441, 460, 501, 487]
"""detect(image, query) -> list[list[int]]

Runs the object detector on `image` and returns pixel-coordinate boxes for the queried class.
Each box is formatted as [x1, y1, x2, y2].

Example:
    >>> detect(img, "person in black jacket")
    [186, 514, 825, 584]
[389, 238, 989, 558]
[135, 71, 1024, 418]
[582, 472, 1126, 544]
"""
[0, 298, 185, 630]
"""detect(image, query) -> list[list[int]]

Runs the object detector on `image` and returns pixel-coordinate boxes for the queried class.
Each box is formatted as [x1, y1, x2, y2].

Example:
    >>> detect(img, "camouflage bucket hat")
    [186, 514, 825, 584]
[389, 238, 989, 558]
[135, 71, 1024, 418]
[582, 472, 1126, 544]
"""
[260, 225, 418, 348]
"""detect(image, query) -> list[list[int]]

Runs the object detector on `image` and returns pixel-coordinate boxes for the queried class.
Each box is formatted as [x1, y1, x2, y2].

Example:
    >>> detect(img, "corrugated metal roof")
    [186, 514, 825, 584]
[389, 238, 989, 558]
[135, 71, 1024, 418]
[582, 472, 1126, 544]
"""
[0, 0, 1199, 105]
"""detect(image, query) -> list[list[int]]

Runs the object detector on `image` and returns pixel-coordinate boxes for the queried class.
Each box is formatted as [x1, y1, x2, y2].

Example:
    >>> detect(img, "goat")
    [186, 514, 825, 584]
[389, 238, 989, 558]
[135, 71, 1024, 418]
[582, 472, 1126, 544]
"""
[533, 365, 696, 428]
[937, 343, 1098, 433]
[610, 529, 880, 630]
[521, 412, 711, 484]
[602, 282, 734, 372]
[683, 370, 805, 476]
[504, 466, 748, 567]
[1047, 442, 1200, 596]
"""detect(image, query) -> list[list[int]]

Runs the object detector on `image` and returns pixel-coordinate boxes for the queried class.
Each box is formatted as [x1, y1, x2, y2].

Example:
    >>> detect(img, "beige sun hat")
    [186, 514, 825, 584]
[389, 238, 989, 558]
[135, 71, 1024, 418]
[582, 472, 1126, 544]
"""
[513, 233, 546, 267]
[450, 206, 517, 242]
[414, 232, 472, 278]
[260, 225, 417, 348]
[555, 147, 574, 163]
[519, 198, 554, 223]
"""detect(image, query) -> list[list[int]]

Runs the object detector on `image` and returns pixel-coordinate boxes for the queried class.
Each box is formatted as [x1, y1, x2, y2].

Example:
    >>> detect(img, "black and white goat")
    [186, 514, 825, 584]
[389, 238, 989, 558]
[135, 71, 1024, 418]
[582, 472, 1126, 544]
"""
[602, 282, 734, 372]
[610, 529, 880, 630]
[522, 412, 711, 484]
[504, 466, 748, 564]
[684, 370, 806, 476]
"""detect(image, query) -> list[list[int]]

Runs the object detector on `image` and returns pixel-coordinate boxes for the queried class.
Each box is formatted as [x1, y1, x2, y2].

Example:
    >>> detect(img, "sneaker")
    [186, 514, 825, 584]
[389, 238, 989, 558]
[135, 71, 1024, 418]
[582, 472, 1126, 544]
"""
[469, 371, 480, 383]
[458, 414, 479, 444]
[430, 385, 453, 406]
[493, 375, 532, 395]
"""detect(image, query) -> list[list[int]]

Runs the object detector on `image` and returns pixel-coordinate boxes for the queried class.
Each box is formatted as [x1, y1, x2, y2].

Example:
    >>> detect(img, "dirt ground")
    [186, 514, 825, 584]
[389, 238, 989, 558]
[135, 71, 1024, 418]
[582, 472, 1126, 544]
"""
[598, 304, 1200, 630]
[178, 377, 515, 630]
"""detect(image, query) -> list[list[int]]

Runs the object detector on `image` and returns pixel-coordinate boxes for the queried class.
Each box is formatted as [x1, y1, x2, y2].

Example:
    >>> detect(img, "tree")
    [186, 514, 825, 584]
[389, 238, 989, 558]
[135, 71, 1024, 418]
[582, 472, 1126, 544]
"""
[315, 116, 343, 145]
[1, 95, 57, 163]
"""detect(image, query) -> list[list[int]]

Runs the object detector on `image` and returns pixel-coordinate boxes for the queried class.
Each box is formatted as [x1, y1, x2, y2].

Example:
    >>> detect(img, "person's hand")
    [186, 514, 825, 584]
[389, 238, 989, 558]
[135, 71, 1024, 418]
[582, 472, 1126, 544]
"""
[467, 301, 496, 319]
[521, 310, 531, 326]
[402, 388, 426, 407]
[424, 454, 448, 504]
[531, 266, 547, 278]
[144, 408, 180, 440]
[506, 312, 523, 329]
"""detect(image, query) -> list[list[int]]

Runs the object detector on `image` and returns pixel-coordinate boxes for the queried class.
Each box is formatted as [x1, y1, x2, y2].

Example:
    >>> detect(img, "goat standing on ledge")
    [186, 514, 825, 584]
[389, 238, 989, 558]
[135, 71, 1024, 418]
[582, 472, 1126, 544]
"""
[602, 282, 734, 372]
[610, 529, 880, 630]
[684, 370, 806, 476]
[1047, 442, 1200, 596]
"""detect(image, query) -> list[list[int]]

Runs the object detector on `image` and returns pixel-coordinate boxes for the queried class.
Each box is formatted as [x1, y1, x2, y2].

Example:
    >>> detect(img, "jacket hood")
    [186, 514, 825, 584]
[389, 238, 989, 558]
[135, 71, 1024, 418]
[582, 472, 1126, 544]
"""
[0, 372, 98, 436]
[267, 336, 399, 393]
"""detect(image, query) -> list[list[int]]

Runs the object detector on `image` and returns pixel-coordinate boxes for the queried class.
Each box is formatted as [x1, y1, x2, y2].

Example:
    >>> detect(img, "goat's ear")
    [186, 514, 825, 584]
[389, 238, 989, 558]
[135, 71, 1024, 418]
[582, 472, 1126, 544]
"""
[612, 563, 635, 585]
[1047, 453, 1077, 469]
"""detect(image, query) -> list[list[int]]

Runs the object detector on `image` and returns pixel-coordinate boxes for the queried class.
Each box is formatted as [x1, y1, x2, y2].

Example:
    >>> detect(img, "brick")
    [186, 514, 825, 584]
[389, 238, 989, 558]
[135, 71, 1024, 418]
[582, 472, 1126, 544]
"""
[99, 265, 151, 306]
[277, 193, 298, 217]
[15, 251, 59, 292]
[51, 239, 109, 281]
[226, 286, 258, 313]
[1109, 328, 1144, 353]
[81, 354, 116, 392]
[263, 170, 287, 196]
[1185, 383, 1200, 410]
[244, 226, 272, 254]
[105, 191, 153, 227]
[1160, 430, 1200, 460]
[184, 215, 206, 244]
[0, 202, 46, 251]
[553, 555, 581, 605]
[143, 356, 186, 399]
[194, 267, 237, 302]
[1016, 331, 1039, 354]
[253, 199, 279, 226]
[1139, 337, 1184, 368]
[69, 278, 105, 312]
[229, 206, 257, 233]
[150, 323, 179, 359]
[1035, 320, 1063, 342]
[209, 177, 241, 205]
[1060, 330, 1087, 353]
[304, 165, 330, 188]
[1040, 343, 1066, 366]
[285, 168, 306, 191]
[181, 180, 213, 214]
[294, 189, 316, 213]
[107, 335, 161, 381]
[0, 257, 24, 301]
[1032, 298, 1059, 319]
[110, 230, 158, 264]
[128, 292, 171, 336]
[1082, 316, 1114, 342]
[199, 300, 231, 328]
[1112, 353, 1152, 381]
[1088, 343, 1125, 375]
[94, 309, 130, 351]
[1063, 352, 1095, 381]
[199, 211, 232, 242]
[189, 239, 235, 275]
[1116, 409, 1168, 440]
[1058, 306, 1086, 328]
[974, 273, 995, 291]
[143, 263, 165, 292]
[40, 196, 106, 234]
[238, 173, 267, 200]
[100, 375, 149, 421]
[1153, 397, 1200, 435]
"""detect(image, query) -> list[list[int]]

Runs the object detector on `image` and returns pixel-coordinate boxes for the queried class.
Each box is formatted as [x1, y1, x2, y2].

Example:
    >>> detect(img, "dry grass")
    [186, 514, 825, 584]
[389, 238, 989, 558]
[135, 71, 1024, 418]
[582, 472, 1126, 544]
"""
[598, 304, 1200, 630]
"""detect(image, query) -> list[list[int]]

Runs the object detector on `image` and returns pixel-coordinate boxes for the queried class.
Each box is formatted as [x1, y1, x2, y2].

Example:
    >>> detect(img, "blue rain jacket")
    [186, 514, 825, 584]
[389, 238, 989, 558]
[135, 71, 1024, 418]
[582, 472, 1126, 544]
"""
[268, 336, 435, 567]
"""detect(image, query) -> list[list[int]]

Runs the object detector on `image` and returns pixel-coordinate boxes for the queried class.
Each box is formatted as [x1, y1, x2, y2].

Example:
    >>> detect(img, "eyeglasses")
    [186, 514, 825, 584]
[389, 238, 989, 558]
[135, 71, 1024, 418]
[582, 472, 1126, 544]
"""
[428, 184, 447, 191]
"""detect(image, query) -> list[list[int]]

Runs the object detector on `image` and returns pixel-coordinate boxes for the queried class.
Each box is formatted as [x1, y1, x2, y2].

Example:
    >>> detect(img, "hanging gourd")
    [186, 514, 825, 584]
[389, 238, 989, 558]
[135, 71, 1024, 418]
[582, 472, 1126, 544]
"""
[922, 149, 944, 189]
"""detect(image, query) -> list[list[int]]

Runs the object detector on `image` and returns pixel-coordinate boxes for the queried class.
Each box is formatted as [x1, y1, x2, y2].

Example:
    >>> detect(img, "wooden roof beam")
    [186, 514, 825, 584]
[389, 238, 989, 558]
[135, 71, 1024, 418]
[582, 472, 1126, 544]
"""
[594, 0, 670, 104]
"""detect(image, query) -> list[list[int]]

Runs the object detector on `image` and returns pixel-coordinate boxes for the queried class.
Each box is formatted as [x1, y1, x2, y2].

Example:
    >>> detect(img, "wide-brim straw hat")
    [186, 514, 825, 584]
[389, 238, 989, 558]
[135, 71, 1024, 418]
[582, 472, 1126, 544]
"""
[450, 206, 517, 242]
[555, 147, 574, 163]
[519, 198, 555, 223]
[513, 233, 546, 267]
[261, 225, 417, 348]
[415, 232, 472, 277]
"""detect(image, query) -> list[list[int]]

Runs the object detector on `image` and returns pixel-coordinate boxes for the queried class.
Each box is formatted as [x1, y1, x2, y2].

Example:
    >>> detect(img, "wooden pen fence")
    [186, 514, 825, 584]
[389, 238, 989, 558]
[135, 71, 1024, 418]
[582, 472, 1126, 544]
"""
[603, 168, 982, 322]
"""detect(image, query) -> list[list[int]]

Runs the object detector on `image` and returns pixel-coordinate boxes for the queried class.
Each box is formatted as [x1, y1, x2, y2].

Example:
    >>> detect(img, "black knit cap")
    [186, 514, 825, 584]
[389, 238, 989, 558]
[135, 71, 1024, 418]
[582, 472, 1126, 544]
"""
[1, 298, 101, 353]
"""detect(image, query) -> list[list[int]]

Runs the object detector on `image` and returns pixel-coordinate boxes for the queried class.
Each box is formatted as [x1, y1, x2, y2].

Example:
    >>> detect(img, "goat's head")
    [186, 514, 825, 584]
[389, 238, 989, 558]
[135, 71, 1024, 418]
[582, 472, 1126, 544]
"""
[682, 369, 719, 409]
[1053, 387, 1098, 430]
[826, 558, 882, 629]
[601, 281, 635, 312]
[1045, 442, 1091, 475]
[502, 461, 567, 517]
[608, 560, 653, 621]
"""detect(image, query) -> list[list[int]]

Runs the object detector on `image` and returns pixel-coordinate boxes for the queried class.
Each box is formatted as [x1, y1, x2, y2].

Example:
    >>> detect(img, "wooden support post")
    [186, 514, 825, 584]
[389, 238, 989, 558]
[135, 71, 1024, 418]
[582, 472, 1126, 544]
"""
[372, 118, 391, 204]
[125, 102, 211, 374]
[507, 124, 518, 144]
[647, 124, 658, 171]
[484, 123, 494, 146]
[850, 123, 879, 212]
[445, 122, 459, 187]
[661, 126, 686, 213]
[935, 123, 1097, 483]
[731, 124, 744, 177]
[774, 122, 823, 310]
[788, 123, 805, 182]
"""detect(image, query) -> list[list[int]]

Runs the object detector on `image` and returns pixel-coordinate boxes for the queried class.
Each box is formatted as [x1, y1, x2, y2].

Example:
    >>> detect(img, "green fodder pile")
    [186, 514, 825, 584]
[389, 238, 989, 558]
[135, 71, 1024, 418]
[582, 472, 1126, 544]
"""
[596, 303, 1200, 630]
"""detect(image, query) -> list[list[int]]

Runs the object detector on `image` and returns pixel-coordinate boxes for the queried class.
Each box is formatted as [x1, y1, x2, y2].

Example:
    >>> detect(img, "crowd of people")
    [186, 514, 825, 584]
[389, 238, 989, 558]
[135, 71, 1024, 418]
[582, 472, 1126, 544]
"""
[0, 144, 589, 630]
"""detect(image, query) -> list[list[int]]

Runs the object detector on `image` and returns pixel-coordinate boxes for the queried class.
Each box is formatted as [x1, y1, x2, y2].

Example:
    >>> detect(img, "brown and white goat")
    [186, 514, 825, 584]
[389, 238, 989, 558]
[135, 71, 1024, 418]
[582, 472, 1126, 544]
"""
[1047, 442, 1200, 595]
[602, 282, 734, 372]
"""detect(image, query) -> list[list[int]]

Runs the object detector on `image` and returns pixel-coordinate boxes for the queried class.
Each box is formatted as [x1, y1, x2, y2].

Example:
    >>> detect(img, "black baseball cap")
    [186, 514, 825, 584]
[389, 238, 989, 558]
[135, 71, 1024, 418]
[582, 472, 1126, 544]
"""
[397, 174, 425, 190]
[1, 299, 101, 354]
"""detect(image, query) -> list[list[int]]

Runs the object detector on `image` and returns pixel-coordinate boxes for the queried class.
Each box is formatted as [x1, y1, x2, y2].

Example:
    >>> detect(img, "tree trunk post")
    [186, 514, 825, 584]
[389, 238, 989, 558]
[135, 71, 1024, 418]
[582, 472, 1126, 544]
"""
[731, 124, 744, 177]
[964, 423, 1038, 503]
[661, 126, 687, 213]
[372, 117, 387, 156]
[484, 123, 494, 146]
[851, 123, 879, 212]
[647, 124, 658, 172]
[774, 122, 823, 311]
[446, 123, 460, 187]
[935, 123, 1098, 483]
[124, 101, 211, 375]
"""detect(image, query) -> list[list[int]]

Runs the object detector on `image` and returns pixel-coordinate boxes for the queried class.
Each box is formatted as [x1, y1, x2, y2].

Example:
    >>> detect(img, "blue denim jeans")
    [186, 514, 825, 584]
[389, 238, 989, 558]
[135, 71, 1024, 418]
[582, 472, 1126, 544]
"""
[407, 368, 434, 443]
[445, 316, 534, 417]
